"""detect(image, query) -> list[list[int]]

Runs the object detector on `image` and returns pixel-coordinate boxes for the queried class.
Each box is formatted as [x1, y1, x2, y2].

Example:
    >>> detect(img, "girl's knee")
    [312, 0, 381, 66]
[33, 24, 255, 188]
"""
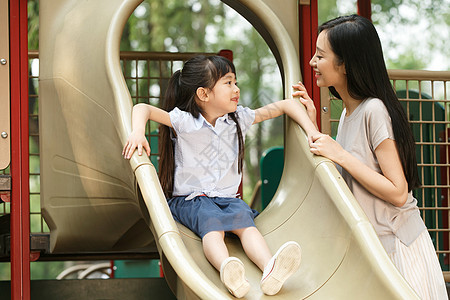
[202, 230, 225, 241]
[232, 226, 260, 238]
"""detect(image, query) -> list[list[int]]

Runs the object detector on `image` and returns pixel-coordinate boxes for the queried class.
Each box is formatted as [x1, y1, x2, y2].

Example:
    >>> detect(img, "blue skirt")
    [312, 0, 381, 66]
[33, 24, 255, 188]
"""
[167, 196, 260, 239]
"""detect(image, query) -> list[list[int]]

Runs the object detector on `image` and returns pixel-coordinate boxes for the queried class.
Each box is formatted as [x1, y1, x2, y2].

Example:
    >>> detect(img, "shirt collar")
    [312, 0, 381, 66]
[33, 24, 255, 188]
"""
[221, 113, 234, 125]
[194, 113, 233, 130]
[192, 113, 208, 130]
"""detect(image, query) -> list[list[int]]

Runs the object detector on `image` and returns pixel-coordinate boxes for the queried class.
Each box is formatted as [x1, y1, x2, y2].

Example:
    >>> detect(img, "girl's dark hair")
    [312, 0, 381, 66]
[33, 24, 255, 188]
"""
[159, 55, 244, 198]
[319, 14, 420, 191]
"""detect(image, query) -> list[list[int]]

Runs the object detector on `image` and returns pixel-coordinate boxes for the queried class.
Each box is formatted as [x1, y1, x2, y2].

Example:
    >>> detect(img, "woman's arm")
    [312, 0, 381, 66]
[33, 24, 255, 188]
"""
[253, 99, 320, 139]
[310, 134, 408, 207]
[122, 103, 172, 159]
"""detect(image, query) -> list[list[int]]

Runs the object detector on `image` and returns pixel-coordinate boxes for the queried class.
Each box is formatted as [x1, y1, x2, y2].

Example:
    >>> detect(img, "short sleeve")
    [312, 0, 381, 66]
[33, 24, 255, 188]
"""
[366, 99, 394, 150]
[168, 107, 195, 134]
[234, 106, 255, 134]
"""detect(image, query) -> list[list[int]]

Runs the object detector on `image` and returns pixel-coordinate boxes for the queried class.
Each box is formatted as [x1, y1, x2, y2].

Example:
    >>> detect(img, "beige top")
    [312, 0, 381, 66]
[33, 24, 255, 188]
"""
[336, 98, 426, 254]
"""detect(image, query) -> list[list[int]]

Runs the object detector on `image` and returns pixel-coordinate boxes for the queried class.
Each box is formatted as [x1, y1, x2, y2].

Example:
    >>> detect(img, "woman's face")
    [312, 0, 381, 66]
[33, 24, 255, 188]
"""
[309, 30, 346, 89]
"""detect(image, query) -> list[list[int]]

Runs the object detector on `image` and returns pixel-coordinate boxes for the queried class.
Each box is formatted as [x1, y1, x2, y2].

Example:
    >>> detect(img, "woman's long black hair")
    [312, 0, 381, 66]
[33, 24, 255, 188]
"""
[319, 15, 420, 191]
[159, 55, 244, 198]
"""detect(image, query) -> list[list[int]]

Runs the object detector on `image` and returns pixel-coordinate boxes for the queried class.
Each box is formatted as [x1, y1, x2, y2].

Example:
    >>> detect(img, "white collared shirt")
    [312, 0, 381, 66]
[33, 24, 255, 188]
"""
[169, 106, 255, 200]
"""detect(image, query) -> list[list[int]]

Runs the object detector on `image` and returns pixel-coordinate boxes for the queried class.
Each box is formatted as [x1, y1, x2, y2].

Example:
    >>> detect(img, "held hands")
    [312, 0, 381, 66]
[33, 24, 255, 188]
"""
[122, 130, 151, 160]
[292, 82, 317, 128]
[291, 81, 319, 146]
[309, 133, 345, 164]
[292, 81, 345, 163]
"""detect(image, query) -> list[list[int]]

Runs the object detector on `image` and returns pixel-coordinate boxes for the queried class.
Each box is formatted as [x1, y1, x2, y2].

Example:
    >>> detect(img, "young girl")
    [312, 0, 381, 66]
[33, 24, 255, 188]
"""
[123, 55, 319, 297]
[294, 15, 447, 299]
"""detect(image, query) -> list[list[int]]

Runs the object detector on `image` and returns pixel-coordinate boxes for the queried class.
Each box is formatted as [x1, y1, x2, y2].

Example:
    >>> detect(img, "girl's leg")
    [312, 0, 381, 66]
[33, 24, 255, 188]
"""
[203, 230, 250, 298]
[202, 231, 228, 270]
[232, 227, 272, 271]
[233, 226, 302, 296]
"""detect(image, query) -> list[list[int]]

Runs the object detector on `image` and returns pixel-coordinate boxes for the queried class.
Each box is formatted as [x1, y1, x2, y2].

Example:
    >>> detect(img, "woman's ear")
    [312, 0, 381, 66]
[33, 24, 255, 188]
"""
[196, 87, 210, 103]
[343, 63, 347, 75]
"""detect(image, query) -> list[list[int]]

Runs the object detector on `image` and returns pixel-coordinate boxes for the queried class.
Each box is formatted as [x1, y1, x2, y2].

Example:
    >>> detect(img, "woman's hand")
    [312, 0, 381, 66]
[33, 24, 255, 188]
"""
[309, 133, 345, 164]
[292, 82, 317, 128]
[122, 130, 151, 159]
[310, 133, 408, 207]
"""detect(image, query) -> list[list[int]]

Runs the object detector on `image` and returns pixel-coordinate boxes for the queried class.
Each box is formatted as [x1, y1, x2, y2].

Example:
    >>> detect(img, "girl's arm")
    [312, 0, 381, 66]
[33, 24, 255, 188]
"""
[310, 134, 408, 207]
[291, 82, 318, 128]
[253, 99, 320, 139]
[122, 103, 172, 159]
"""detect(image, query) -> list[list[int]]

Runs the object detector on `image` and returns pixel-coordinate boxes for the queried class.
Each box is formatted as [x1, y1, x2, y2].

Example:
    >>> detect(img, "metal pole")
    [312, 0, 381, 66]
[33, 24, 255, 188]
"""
[10, 0, 30, 298]
[357, 0, 372, 21]
[299, 0, 320, 130]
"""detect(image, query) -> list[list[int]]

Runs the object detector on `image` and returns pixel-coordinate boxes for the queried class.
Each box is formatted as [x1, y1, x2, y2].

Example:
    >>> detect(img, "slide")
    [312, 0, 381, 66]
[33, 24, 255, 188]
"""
[38, 0, 419, 298]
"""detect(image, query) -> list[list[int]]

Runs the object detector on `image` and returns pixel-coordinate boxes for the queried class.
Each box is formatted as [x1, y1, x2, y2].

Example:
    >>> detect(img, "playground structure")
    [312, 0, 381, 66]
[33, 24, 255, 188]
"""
[2, 0, 450, 299]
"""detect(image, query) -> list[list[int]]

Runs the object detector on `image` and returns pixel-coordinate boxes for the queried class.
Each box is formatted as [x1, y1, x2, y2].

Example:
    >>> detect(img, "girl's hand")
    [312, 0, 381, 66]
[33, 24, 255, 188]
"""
[292, 82, 317, 128]
[309, 133, 345, 163]
[122, 131, 151, 159]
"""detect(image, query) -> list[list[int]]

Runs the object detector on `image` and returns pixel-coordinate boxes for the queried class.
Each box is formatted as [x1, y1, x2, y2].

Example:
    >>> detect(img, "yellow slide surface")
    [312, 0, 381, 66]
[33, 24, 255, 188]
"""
[39, 0, 419, 298]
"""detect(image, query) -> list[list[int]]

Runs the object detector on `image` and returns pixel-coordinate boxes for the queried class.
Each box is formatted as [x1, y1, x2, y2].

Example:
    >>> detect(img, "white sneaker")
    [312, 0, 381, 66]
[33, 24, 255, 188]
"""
[220, 257, 250, 298]
[260, 241, 302, 295]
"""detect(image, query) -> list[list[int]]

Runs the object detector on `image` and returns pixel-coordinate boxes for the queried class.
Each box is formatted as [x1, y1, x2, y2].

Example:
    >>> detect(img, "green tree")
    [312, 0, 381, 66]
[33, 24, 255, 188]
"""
[318, 0, 450, 71]
[121, 0, 225, 52]
[28, 0, 39, 49]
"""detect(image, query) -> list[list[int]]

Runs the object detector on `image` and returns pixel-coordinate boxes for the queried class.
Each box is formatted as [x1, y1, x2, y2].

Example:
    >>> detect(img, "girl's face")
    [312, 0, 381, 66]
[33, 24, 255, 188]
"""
[208, 72, 240, 116]
[309, 31, 346, 89]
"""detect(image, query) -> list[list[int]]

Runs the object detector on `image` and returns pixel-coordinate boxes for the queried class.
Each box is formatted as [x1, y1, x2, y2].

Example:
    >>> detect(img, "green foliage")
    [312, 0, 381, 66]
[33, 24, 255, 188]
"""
[371, 0, 449, 70]
[0, 263, 10, 280]
[318, 0, 449, 71]
[122, 0, 226, 52]
[30, 261, 67, 280]
[318, 1, 337, 24]
[371, 0, 444, 22]
[27, 0, 39, 50]
[386, 50, 427, 70]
